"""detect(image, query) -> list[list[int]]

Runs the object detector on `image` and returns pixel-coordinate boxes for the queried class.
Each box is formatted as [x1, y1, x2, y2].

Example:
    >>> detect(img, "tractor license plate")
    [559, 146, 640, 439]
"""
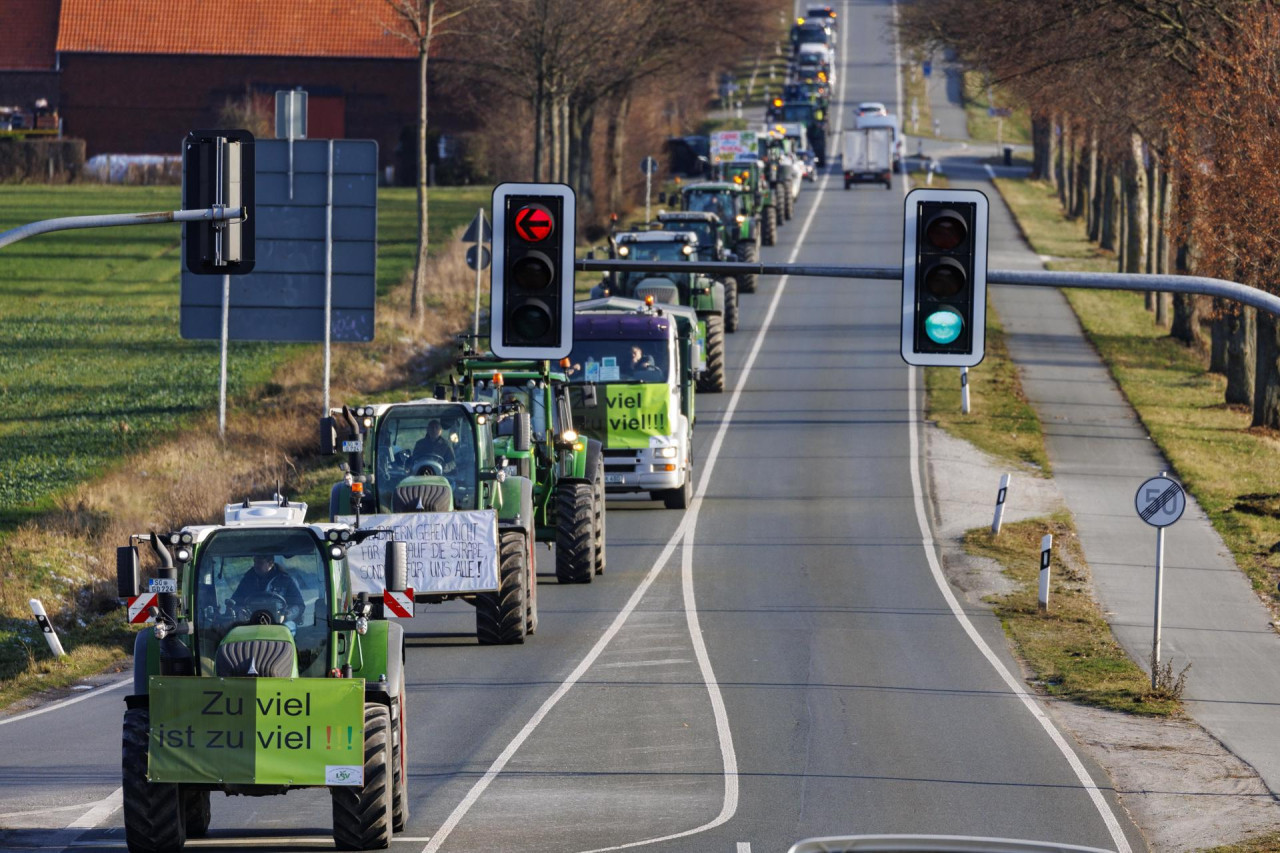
[605, 474, 626, 484]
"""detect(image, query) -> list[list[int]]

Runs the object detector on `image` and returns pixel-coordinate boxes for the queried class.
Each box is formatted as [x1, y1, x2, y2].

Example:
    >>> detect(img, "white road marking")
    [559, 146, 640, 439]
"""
[595, 658, 693, 668]
[65, 786, 121, 829]
[0, 677, 130, 727]
[893, 4, 1132, 849]
[737, 844, 752, 853]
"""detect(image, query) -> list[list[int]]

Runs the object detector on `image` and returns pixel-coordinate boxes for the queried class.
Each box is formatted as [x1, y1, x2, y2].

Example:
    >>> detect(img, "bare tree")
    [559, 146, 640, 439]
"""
[384, 0, 473, 323]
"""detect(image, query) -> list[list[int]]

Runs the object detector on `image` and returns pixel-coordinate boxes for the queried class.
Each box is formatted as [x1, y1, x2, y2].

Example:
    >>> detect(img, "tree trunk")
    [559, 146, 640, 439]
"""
[1048, 114, 1061, 194]
[605, 89, 632, 216]
[411, 39, 431, 322]
[1171, 294, 1203, 347]
[1059, 120, 1071, 209]
[1124, 133, 1149, 277]
[1254, 312, 1280, 428]
[1031, 113, 1051, 180]
[1210, 299, 1230, 373]
[567, 98, 596, 221]
[532, 70, 545, 182]
[1100, 159, 1117, 251]
[1071, 124, 1087, 220]
[1225, 306, 1256, 406]
[1086, 128, 1100, 239]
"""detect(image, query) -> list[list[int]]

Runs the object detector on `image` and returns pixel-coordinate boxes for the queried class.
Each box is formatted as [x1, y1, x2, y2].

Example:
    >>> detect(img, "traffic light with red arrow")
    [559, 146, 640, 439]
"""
[490, 183, 576, 359]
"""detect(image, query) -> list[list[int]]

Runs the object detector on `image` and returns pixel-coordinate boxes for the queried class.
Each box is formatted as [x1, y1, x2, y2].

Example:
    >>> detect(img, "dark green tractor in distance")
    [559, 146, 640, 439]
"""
[323, 400, 539, 645]
[757, 132, 801, 222]
[719, 157, 780, 247]
[591, 229, 731, 393]
[676, 181, 761, 293]
[458, 356, 607, 584]
[117, 502, 410, 852]
[655, 210, 740, 332]
[766, 100, 829, 166]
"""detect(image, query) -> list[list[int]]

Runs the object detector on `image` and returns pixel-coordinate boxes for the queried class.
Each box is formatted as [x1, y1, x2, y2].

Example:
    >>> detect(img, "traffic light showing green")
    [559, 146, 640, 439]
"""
[900, 188, 989, 367]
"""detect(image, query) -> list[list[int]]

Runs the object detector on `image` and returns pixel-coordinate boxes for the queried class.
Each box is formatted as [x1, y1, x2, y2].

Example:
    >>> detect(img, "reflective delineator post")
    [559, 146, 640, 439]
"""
[991, 473, 1010, 535]
[1152, 525, 1166, 690]
[961, 366, 970, 414]
[1038, 534, 1052, 612]
[29, 599, 66, 658]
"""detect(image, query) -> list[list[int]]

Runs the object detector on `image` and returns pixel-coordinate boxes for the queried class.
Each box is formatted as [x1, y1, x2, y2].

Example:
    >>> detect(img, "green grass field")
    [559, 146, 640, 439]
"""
[0, 184, 488, 526]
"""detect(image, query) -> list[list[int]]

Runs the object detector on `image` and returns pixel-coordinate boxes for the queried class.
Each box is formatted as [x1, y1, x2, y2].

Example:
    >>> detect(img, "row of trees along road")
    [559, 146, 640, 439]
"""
[900, 0, 1280, 428]
[382, 0, 787, 320]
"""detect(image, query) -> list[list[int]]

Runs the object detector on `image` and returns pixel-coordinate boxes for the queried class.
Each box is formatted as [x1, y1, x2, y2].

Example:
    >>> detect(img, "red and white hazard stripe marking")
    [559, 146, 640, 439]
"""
[127, 593, 157, 624]
[384, 589, 414, 619]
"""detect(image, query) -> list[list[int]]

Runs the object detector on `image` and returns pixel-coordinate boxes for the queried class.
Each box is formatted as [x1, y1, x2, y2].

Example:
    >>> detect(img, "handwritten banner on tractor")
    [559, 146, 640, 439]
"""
[338, 510, 500, 595]
[147, 677, 365, 786]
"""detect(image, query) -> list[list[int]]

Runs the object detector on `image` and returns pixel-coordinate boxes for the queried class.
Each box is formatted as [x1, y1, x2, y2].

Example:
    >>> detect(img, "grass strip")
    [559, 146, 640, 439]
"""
[992, 176, 1280, 603]
[965, 515, 1181, 716]
[962, 71, 1032, 145]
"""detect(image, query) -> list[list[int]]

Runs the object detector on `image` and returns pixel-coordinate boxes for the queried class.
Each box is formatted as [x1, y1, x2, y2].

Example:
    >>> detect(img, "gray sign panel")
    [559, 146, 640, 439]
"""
[181, 138, 378, 342]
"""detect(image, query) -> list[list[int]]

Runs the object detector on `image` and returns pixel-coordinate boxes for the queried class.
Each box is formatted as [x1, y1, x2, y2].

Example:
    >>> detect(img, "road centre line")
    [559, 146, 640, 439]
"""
[893, 4, 1131, 849]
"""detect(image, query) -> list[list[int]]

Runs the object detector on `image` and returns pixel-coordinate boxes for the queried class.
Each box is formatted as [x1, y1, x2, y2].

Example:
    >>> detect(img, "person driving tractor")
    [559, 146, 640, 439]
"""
[231, 553, 305, 628]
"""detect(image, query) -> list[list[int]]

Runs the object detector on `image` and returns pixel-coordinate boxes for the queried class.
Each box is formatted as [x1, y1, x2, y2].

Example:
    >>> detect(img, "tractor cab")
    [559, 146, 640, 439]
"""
[605, 231, 701, 306]
[656, 211, 731, 262]
[679, 181, 749, 233]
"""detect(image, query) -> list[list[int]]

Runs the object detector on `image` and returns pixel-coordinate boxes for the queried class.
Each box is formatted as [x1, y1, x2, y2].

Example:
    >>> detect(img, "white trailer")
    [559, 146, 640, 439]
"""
[842, 126, 895, 190]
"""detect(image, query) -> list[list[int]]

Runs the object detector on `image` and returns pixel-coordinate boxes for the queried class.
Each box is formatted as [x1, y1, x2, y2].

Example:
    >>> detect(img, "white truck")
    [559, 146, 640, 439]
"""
[842, 126, 895, 190]
[854, 113, 905, 174]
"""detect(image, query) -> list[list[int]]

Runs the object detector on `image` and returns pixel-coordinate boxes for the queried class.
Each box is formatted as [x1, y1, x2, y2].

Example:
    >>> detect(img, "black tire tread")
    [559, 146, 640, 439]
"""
[724, 278, 739, 333]
[697, 315, 726, 394]
[592, 464, 607, 575]
[391, 672, 408, 833]
[476, 532, 528, 644]
[331, 703, 393, 851]
[737, 243, 758, 293]
[762, 206, 777, 246]
[122, 708, 186, 853]
[181, 789, 210, 839]
[555, 483, 596, 584]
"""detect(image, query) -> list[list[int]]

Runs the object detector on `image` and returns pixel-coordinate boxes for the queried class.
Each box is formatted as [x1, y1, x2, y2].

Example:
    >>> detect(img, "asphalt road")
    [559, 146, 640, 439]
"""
[0, 2, 1147, 851]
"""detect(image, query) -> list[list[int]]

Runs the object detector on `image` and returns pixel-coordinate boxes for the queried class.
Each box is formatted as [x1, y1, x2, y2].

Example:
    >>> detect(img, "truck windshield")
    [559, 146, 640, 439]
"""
[193, 528, 330, 678]
[565, 340, 670, 384]
[374, 405, 479, 511]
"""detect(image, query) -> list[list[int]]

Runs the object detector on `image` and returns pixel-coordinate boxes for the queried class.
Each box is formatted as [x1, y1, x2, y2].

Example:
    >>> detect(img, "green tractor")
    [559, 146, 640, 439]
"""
[655, 210, 741, 331]
[758, 131, 802, 222]
[323, 399, 539, 645]
[591, 229, 731, 393]
[457, 356, 607, 584]
[676, 181, 761, 294]
[719, 157, 781, 246]
[117, 499, 410, 852]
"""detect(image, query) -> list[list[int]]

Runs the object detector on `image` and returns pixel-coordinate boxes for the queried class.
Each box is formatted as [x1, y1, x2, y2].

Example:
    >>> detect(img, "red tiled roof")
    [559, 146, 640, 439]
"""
[56, 0, 417, 60]
[0, 0, 61, 70]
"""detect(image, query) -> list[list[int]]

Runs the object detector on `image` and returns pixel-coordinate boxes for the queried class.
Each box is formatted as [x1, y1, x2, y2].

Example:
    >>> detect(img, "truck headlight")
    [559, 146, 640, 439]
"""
[656, 446, 678, 459]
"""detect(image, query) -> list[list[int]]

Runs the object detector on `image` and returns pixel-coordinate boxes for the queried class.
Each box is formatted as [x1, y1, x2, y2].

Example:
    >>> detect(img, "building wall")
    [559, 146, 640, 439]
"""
[58, 53, 419, 167]
[0, 71, 61, 110]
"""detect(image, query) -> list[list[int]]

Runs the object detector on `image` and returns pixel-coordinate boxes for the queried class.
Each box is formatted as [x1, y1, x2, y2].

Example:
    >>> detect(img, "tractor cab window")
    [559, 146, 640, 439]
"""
[666, 221, 717, 258]
[490, 385, 550, 440]
[374, 405, 479, 510]
[618, 242, 692, 291]
[193, 529, 329, 678]
[565, 339, 670, 384]
[685, 190, 736, 221]
[781, 104, 815, 123]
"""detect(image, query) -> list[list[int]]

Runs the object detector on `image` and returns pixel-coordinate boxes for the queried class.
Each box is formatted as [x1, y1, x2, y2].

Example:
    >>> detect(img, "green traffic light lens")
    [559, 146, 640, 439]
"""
[512, 253, 553, 291]
[924, 308, 964, 345]
[510, 304, 553, 340]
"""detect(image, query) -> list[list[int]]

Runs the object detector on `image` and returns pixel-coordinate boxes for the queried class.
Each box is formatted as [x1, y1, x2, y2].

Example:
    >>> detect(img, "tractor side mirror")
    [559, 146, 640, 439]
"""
[117, 546, 140, 598]
[434, 384, 447, 400]
[581, 385, 598, 408]
[320, 417, 337, 455]
[384, 541, 407, 594]
[658, 192, 667, 204]
[586, 250, 595, 260]
[512, 413, 532, 452]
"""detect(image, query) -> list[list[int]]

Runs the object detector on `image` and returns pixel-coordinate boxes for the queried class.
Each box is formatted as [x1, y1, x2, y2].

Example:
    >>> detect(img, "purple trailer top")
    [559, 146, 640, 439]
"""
[574, 314, 669, 341]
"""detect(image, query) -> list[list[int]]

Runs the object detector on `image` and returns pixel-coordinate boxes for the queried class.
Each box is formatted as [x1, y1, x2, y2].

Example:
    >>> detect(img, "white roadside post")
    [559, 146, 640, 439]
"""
[991, 473, 1010, 535]
[29, 599, 66, 658]
[641, 156, 659, 224]
[1134, 472, 1187, 689]
[1038, 534, 1052, 612]
[961, 366, 970, 414]
[461, 209, 492, 342]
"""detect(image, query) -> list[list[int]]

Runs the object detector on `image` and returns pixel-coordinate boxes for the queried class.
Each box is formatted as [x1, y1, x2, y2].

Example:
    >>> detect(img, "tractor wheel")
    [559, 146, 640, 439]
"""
[181, 789, 211, 838]
[526, 533, 539, 635]
[762, 206, 777, 246]
[391, 671, 408, 833]
[724, 278, 740, 333]
[697, 315, 726, 394]
[592, 463, 607, 575]
[737, 243, 758, 293]
[332, 703, 393, 851]
[476, 532, 528, 644]
[784, 183, 795, 220]
[122, 708, 186, 853]
[555, 482, 596, 584]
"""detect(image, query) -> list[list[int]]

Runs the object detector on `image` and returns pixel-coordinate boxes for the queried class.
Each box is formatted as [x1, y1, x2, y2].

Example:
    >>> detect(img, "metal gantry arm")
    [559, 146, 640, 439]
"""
[574, 259, 1280, 318]
[0, 206, 245, 251]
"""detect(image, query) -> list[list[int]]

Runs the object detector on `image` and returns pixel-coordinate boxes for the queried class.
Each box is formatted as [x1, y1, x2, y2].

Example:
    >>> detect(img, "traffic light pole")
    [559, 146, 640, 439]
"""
[573, 259, 1280, 318]
[0, 206, 245, 251]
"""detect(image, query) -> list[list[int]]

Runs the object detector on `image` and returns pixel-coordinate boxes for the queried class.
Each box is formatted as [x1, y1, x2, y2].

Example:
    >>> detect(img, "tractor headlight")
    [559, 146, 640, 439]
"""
[339, 529, 350, 542]
[476, 415, 488, 425]
[736, 215, 746, 223]
[174, 547, 192, 563]
[329, 545, 345, 560]
[355, 616, 369, 635]
[618, 245, 630, 257]
[562, 430, 578, 443]
[656, 446, 678, 459]
[681, 244, 694, 256]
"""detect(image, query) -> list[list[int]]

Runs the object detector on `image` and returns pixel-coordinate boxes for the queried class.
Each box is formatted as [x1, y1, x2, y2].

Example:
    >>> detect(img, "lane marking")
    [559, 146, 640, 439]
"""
[0, 677, 130, 727]
[595, 658, 693, 669]
[65, 786, 120, 829]
[893, 5, 1131, 850]
[738, 844, 752, 853]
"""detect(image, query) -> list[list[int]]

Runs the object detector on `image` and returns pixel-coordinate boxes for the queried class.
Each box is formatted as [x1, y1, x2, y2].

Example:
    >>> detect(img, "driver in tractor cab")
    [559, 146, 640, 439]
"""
[412, 418, 456, 473]
[628, 344, 659, 378]
[231, 554, 305, 631]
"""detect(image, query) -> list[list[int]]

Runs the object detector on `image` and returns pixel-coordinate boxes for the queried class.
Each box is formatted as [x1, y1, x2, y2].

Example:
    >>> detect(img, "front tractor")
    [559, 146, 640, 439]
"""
[592, 229, 731, 393]
[677, 181, 761, 293]
[324, 399, 539, 645]
[117, 500, 410, 852]
[460, 357, 608, 584]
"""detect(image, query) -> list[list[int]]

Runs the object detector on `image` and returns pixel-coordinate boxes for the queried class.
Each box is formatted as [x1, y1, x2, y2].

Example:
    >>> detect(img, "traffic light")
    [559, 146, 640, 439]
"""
[900, 188, 989, 366]
[490, 183, 576, 359]
[182, 129, 255, 275]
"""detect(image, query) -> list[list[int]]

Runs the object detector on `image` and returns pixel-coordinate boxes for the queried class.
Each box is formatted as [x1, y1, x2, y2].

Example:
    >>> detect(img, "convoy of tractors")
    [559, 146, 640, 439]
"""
[111, 9, 856, 851]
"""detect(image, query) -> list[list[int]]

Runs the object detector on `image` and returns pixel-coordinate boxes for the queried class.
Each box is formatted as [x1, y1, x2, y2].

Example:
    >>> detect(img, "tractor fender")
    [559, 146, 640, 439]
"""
[709, 281, 726, 314]
[329, 482, 353, 521]
[370, 621, 405, 704]
[498, 475, 535, 539]
[583, 439, 603, 482]
[131, 629, 154, 696]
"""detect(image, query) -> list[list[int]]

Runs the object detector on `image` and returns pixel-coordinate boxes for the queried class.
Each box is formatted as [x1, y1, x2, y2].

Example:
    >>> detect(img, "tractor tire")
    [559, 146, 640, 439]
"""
[555, 482, 596, 584]
[526, 533, 539, 635]
[697, 315, 726, 394]
[122, 708, 186, 853]
[391, 671, 408, 833]
[476, 532, 528, 644]
[331, 703, 393, 851]
[592, 463, 607, 575]
[724, 278, 740, 333]
[181, 790, 211, 838]
[762, 206, 777, 247]
[784, 183, 794, 220]
[736, 243, 758, 293]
